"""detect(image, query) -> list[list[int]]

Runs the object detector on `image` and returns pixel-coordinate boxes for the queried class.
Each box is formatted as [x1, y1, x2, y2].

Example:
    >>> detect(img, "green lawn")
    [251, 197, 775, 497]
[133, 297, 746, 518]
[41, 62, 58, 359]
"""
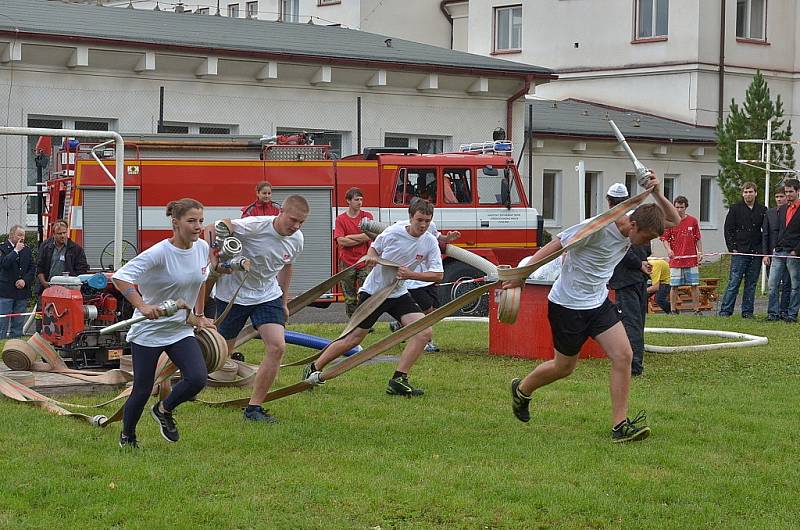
[1, 314, 798, 529]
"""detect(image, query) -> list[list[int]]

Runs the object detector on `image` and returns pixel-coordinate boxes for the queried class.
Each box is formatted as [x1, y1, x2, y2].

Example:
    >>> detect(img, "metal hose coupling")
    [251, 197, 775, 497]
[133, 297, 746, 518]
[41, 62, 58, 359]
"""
[359, 218, 389, 236]
[99, 299, 180, 335]
[221, 255, 250, 272]
[219, 237, 243, 262]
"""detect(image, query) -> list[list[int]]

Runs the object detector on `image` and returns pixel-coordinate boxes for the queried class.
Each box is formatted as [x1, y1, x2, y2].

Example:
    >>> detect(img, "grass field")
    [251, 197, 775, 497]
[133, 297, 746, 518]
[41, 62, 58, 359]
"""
[1, 314, 798, 529]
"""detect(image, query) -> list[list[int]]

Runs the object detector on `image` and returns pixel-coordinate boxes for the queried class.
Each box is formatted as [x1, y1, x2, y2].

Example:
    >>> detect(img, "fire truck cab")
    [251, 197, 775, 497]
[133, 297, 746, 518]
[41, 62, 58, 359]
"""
[43, 136, 542, 312]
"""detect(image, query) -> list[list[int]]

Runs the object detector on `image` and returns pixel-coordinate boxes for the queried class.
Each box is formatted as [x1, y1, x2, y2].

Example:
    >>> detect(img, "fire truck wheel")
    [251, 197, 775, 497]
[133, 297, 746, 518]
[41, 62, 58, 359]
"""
[231, 352, 245, 362]
[100, 240, 137, 271]
[438, 261, 488, 317]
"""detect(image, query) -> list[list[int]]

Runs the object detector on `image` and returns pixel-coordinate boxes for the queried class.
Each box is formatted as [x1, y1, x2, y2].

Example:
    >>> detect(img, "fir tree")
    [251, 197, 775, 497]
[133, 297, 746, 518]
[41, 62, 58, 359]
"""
[716, 70, 795, 207]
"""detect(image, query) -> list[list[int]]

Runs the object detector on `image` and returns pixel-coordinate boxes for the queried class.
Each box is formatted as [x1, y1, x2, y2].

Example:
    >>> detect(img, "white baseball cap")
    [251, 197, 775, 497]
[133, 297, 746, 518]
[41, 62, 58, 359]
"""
[607, 183, 629, 198]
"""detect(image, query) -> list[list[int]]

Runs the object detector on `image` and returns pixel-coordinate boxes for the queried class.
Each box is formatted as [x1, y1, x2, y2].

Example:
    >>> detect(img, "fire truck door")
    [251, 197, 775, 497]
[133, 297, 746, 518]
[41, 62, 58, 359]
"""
[80, 188, 140, 269]
[475, 166, 527, 249]
[269, 188, 333, 296]
[439, 167, 477, 247]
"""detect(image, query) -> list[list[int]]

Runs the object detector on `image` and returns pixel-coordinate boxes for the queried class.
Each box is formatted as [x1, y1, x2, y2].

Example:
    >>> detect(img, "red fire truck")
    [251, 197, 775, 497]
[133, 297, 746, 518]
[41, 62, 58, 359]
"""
[42, 136, 543, 313]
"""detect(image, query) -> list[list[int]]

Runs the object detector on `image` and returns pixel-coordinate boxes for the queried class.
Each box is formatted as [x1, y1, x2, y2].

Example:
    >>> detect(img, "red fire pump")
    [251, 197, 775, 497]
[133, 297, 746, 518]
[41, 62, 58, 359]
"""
[40, 273, 133, 369]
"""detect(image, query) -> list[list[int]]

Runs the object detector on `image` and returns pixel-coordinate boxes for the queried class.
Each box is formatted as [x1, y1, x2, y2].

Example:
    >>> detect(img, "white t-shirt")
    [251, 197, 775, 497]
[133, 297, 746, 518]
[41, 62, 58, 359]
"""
[360, 223, 443, 298]
[215, 216, 304, 305]
[398, 220, 441, 290]
[548, 220, 630, 310]
[112, 238, 210, 347]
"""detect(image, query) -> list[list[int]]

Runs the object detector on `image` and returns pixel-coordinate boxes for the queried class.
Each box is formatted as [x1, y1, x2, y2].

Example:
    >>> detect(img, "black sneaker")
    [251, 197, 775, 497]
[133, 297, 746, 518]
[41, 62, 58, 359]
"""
[388, 321, 402, 333]
[243, 405, 279, 423]
[611, 411, 651, 443]
[510, 378, 531, 422]
[231, 351, 245, 362]
[151, 401, 179, 443]
[119, 432, 138, 449]
[386, 376, 424, 397]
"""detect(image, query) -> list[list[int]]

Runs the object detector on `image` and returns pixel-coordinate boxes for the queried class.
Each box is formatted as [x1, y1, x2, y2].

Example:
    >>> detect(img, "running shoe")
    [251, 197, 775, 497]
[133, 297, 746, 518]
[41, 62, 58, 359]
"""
[243, 405, 279, 424]
[118, 432, 139, 449]
[386, 376, 424, 397]
[510, 378, 531, 423]
[611, 411, 651, 443]
[151, 401, 179, 443]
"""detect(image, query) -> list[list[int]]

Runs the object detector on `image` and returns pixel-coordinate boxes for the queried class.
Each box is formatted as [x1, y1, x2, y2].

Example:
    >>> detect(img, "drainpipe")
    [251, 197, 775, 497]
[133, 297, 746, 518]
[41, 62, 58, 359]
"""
[506, 76, 533, 141]
[439, 1, 454, 49]
[718, 0, 726, 123]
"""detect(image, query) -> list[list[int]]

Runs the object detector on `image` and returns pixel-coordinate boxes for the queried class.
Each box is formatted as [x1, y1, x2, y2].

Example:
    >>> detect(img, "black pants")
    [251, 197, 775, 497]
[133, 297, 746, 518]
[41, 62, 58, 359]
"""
[122, 336, 208, 436]
[615, 282, 647, 375]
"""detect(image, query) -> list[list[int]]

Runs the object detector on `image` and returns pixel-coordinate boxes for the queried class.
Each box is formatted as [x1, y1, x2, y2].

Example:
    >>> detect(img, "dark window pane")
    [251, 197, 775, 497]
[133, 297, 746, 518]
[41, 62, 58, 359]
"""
[161, 125, 189, 134]
[736, 0, 747, 37]
[385, 136, 409, 148]
[750, 0, 764, 39]
[199, 126, 231, 135]
[27, 118, 63, 186]
[542, 171, 556, 219]
[656, 0, 669, 36]
[418, 138, 443, 154]
[638, 0, 654, 38]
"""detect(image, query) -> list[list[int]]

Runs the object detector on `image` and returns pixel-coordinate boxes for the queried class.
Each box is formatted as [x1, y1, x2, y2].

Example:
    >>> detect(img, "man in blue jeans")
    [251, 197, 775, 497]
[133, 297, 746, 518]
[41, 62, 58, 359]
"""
[762, 187, 791, 319]
[719, 182, 766, 318]
[0, 225, 35, 338]
[766, 178, 800, 322]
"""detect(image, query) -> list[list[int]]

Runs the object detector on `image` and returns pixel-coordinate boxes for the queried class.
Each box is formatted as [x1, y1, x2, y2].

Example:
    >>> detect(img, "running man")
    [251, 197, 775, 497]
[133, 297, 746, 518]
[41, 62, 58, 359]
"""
[213, 195, 308, 423]
[505, 173, 679, 442]
[304, 199, 443, 396]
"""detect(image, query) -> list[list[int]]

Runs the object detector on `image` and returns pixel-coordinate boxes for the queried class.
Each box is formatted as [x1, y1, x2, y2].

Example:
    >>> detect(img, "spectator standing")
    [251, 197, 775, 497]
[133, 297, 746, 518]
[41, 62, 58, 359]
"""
[0, 225, 35, 338]
[719, 182, 767, 318]
[647, 258, 671, 314]
[334, 187, 373, 319]
[36, 219, 89, 292]
[241, 181, 280, 218]
[763, 187, 791, 320]
[660, 196, 703, 314]
[766, 179, 800, 322]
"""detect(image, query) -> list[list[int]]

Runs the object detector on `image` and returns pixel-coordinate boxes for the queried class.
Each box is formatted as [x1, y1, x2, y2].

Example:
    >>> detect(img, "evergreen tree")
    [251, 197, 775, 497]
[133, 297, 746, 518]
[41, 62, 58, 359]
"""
[716, 70, 795, 208]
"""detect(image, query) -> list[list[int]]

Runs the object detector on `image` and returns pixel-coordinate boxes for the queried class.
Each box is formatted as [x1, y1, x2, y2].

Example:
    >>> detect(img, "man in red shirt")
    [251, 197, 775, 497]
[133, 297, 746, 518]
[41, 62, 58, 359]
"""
[241, 181, 281, 218]
[335, 187, 374, 318]
[660, 195, 703, 313]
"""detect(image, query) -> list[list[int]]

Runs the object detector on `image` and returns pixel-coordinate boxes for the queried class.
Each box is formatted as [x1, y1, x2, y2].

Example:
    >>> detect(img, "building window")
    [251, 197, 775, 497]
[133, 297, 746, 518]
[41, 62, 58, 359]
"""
[196, 7, 209, 14]
[542, 170, 560, 221]
[584, 171, 601, 219]
[699, 175, 716, 225]
[494, 5, 522, 52]
[227, 3, 240, 17]
[199, 126, 232, 135]
[635, 0, 669, 39]
[318, 0, 340, 5]
[161, 124, 190, 134]
[246, 1, 258, 18]
[385, 136, 410, 148]
[736, 0, 766, 40]
[282, 0, 299, 22]
[663, 174, 677, 202]
[418, 138, 444, 154]
[277, 129, 344, 158]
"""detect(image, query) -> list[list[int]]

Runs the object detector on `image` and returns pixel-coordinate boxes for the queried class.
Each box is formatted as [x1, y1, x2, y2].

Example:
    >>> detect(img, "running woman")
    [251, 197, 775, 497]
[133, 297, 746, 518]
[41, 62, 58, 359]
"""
[112, 198, 215, 448]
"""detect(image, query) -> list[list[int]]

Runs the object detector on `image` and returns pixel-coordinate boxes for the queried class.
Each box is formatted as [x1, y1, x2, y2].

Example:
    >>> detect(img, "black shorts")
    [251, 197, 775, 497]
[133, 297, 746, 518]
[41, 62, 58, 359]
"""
[408, 284, 439, 312]
[548, 298, 621, 356]
[356, 291, 423, 329]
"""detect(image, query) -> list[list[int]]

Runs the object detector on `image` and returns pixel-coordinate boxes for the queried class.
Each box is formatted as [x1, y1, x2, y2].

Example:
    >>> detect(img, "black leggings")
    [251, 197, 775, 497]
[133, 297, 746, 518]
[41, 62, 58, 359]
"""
[122, 336, 208, 436]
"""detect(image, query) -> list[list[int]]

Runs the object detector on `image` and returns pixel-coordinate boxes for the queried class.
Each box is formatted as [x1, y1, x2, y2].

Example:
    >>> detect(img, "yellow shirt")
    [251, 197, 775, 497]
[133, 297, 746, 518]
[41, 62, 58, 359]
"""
[649, 258, 670, 285]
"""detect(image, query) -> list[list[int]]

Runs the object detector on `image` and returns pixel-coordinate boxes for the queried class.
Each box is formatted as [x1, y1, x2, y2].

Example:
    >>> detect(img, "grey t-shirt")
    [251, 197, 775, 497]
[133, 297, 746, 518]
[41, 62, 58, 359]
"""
[49, 245, 66, 279]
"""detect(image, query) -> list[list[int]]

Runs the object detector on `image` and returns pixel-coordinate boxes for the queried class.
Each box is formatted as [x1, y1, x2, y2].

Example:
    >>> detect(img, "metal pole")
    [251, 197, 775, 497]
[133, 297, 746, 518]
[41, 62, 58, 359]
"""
[761, 120, 772, 294]
[357, 96, 362, 154]
[0, 126, 125, 269]
[527, 103, 533, 203]
[158, 86, 165, 133]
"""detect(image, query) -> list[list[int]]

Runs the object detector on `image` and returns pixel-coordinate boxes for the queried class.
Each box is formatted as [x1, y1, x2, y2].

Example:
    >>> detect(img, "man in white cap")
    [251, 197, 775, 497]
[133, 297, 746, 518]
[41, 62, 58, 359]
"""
[606, 183, 652, 376]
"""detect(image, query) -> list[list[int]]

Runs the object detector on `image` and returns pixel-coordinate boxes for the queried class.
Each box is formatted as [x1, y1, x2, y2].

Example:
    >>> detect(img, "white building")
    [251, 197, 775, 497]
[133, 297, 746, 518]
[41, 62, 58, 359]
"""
[444, 0, 798, 129]
[100, 0, 453, 49]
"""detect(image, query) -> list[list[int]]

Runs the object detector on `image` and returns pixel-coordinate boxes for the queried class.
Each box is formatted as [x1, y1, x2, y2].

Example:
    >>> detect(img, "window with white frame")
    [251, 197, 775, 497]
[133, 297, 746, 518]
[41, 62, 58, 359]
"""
[227, 3, 240, 18]
[163, 122, 238, 135]
[384, 136, 409, 148]
[494, 5, 522, 52]
[635, 0, 669, 39]
[699, 175, 716, 225]
[418, 138, 444, 154]
[246, 1, 258, 18]
[584, 171, 601, 219]
[542, 170, 560, 222]
[736, 0, 766, 40]
[384, 135, 448, 154]
[282, 0, 299, 22]
[318, 0, 340, 5]
[663, 174, 677, 202]
[277, 129, 345, 158]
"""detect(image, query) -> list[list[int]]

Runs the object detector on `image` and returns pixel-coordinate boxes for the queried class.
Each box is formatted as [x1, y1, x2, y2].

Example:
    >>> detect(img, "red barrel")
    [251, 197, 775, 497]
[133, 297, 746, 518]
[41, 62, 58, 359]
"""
[488, 281, 606, 360]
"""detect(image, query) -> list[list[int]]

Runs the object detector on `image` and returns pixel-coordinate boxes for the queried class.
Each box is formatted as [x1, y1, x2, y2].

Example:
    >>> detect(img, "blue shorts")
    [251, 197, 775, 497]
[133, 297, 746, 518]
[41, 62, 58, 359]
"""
[669, 267, 700, 287]
[215, 297, 286, 340]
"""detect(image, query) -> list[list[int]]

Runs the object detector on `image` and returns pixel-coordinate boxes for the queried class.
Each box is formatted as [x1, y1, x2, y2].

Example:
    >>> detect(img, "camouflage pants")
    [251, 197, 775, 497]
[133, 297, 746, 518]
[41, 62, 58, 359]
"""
[339, 262, 372, 319]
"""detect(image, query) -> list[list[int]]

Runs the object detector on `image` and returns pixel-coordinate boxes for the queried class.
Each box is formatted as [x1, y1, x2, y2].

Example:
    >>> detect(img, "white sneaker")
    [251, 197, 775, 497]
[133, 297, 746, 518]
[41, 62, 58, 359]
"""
[424, 341, 439, 353]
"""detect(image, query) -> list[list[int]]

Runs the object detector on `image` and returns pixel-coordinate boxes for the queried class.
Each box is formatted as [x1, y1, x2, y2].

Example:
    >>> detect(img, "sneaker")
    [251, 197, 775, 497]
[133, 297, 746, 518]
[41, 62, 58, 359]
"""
[243, 405, 279, 423]
[388, 321, 402, 333]
[151, 401, 179, 443]
[118, 432, 139, 449]
[742, 313, 754, 319]
[302, 362, 314, 381]
[386, 376, 424, 397]
[611, 411, 651, 443]
[766, 316, 781, 322]
[510, 378, 531, 422]
[230, 351, 245, 362]
[424, 341, 439, 353]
